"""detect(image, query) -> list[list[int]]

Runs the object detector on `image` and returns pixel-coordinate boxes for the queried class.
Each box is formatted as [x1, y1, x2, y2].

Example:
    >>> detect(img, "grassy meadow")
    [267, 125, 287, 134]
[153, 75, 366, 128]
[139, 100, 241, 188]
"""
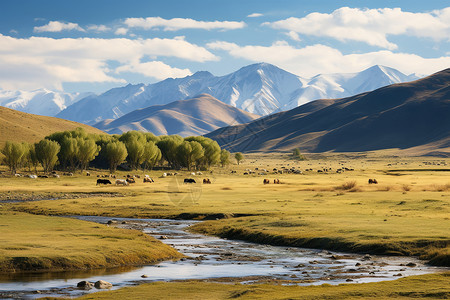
[1, 151, 449, 297]
[0, 209, 182, 273]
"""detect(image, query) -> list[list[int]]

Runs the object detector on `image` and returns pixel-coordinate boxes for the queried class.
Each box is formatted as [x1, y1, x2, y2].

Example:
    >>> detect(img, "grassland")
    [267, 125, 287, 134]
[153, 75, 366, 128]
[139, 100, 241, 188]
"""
[0, 209, 182, 273]
[3, 152, 449, 268]
[66, 272, 450, 299]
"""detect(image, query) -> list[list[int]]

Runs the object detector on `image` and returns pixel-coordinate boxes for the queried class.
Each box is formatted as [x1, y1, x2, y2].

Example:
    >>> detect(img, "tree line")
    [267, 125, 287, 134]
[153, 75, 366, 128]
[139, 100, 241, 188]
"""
[1, 128, 236, 174]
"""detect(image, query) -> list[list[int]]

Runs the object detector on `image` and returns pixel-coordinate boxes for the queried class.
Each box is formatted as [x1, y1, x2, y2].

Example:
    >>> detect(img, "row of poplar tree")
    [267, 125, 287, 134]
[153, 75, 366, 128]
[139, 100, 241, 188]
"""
[1, 128, 236, 174]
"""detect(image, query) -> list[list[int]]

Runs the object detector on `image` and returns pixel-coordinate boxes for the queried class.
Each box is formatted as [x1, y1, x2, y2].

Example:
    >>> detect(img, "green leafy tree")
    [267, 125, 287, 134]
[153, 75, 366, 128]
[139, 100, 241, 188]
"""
[125, 137, 145, 170]
[60, 137, 79, 171]
[35, 139, 60, 174]
[157, 135, 183, 168]
[105, 141, 128, 173]
[234, 152, 244, 165]
[143, 141, 161, 171]
[220, 149, 231, 167]
[177, 141, 204, 170]
[292, 148, 306, 160]
[76, 138, 100, 171]
[1, 141, 27, 174]
[203, 140, 221, 169]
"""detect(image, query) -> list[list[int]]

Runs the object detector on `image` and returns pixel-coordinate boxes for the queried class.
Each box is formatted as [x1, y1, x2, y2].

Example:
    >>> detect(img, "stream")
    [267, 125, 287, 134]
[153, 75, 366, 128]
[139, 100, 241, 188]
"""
[0, 216, 447, 299]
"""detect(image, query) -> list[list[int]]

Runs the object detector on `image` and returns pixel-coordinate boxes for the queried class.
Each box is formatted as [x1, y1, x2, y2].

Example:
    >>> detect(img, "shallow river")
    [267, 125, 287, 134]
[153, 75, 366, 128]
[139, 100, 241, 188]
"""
[0, 216, 447, 299]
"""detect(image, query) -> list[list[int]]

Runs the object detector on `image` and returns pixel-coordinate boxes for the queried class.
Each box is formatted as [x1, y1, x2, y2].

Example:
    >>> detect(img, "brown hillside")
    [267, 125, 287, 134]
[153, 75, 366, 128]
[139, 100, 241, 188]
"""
[0, 106, 104, 148]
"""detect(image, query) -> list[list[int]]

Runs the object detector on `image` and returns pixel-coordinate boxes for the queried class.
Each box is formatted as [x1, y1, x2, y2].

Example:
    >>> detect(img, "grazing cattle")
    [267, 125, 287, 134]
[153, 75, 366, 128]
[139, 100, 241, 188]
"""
[115, 179, 128, 186]
[28, 175, 37, 179]
[63, 172, 73, 176]
[97, 179, 112, 185]
[263, 179, 270, 184]
[86, 172, 90, 176]
[368, 179, 378, 184]
[143, 177, 154, 183]
[14, 173, 22, 177]
[38, 175, 49, 178]
[184, 178, 196, 184]
[52, 174, 60, 178]
[203, 178, 211, 184]
[126, 177, 135, 184]
[134, 175, 141, 178]
[243, 172, 249, 175]
[274, 179, 280, 184]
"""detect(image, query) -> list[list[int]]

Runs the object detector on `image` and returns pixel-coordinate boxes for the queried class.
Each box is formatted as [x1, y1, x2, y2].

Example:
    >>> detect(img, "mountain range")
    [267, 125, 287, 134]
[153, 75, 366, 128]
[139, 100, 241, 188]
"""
[0, 89, 91, 117]
[206, 68, 450, 155]
[53, 63, 419, 124]
[95, 94, 259, 136]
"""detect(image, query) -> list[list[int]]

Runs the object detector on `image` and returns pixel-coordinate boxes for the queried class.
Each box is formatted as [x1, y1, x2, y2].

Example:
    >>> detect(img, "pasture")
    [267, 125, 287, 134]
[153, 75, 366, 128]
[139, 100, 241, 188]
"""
[1, 151, 449, 298]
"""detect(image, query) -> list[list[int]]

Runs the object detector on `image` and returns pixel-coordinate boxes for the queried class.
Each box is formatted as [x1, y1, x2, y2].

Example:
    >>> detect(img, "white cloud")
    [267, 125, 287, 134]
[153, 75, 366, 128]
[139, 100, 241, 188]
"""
[34, 21, 85, 33]
[115, 27, 128, 35]
[124, 17, 246, 31]
[264, 7, 450, 49]
[207, 40, 450, 77]
[116, 61, 192, 80]
[87, 25, 110, 32]
[0, 34, 217, 90]
[285, 31, 301, 42]
[247, 13, 263, 18]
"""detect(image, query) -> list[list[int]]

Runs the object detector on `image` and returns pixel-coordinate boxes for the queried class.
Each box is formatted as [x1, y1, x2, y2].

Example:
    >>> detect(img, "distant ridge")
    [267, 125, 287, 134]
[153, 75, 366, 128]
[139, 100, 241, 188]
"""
[0, 106, 104, 148]
[94, 93, 259, 136]
[56, 63, 419, 124]
[205, 68, 450, 155]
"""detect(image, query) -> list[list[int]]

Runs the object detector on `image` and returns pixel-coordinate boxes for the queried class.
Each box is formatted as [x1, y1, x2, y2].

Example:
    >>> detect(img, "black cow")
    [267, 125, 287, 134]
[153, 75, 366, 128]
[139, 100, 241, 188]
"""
[97, 179, 112, 185]
[184, 178, 196, 184]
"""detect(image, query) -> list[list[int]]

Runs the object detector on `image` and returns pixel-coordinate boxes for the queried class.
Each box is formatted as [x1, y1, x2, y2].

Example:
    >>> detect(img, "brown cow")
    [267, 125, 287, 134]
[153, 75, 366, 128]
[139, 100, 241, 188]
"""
[263, 179, 270, 184]
[368, 179, 378, 184]
[143, 177, 154, 183]
[126, 177, 135, 184]
[274, 179, 280, 184]
[203, 178, 211, 184]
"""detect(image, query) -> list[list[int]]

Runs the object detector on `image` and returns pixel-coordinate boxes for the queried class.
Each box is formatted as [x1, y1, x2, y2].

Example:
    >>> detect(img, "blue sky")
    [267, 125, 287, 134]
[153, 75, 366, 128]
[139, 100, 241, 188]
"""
[0, 0, 449, 93]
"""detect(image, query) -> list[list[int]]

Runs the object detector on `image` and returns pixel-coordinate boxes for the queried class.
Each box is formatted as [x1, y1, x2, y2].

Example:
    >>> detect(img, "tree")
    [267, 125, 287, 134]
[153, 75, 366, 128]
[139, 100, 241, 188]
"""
[143, 141, 161, 171]
[76, 138, 100, 171]
[203, 140, 221, 169]
[292, 148, 306, 160]
[60, 137, 79, 171]
[234, 152, 244, 165]
[220, 149, 231, 167]
[1, 141, 27, 174]
[125, 137, 145, 170]
[35, 139, 60, 174]
[156, 135, 183, 168]
[177, 141, 204, 170]
[105, 141, 127, 173]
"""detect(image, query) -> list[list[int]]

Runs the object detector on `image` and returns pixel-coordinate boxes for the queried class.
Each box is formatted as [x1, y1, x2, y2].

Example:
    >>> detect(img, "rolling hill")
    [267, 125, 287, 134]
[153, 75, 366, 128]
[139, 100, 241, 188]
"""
[94, 94, 260, 136]
[206, 68, 450, 155]
[56, 63, 418, 124]
[0, 106, 104, 148]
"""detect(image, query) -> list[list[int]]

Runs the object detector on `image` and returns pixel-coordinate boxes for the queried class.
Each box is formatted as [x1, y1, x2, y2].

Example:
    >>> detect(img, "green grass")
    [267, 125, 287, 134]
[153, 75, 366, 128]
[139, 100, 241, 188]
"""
[0, 209, 182, 273]
[66, 272, 450, 299]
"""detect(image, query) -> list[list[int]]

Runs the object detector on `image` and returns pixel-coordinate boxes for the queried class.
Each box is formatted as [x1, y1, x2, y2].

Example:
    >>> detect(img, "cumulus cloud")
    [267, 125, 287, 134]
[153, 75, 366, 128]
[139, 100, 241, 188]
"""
[34, 21, 85, 33]
[123, 17, 246, 31]
[285, 31, 301, 41]
[87, 25, 110, 32]
[116, 61, 192, 80]
[207, 40, 450, 77]
[247, 13, 263, 18]
[115, 27, 128, 35]
[0, 34, 217, 90]
[264, 7, 450, 49]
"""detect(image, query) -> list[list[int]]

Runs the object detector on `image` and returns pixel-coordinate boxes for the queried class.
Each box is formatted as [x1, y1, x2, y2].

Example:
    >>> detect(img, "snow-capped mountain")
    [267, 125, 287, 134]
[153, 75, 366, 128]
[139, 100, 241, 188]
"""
[0, 89, 92, 117]
[56, 63, 420, 124]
